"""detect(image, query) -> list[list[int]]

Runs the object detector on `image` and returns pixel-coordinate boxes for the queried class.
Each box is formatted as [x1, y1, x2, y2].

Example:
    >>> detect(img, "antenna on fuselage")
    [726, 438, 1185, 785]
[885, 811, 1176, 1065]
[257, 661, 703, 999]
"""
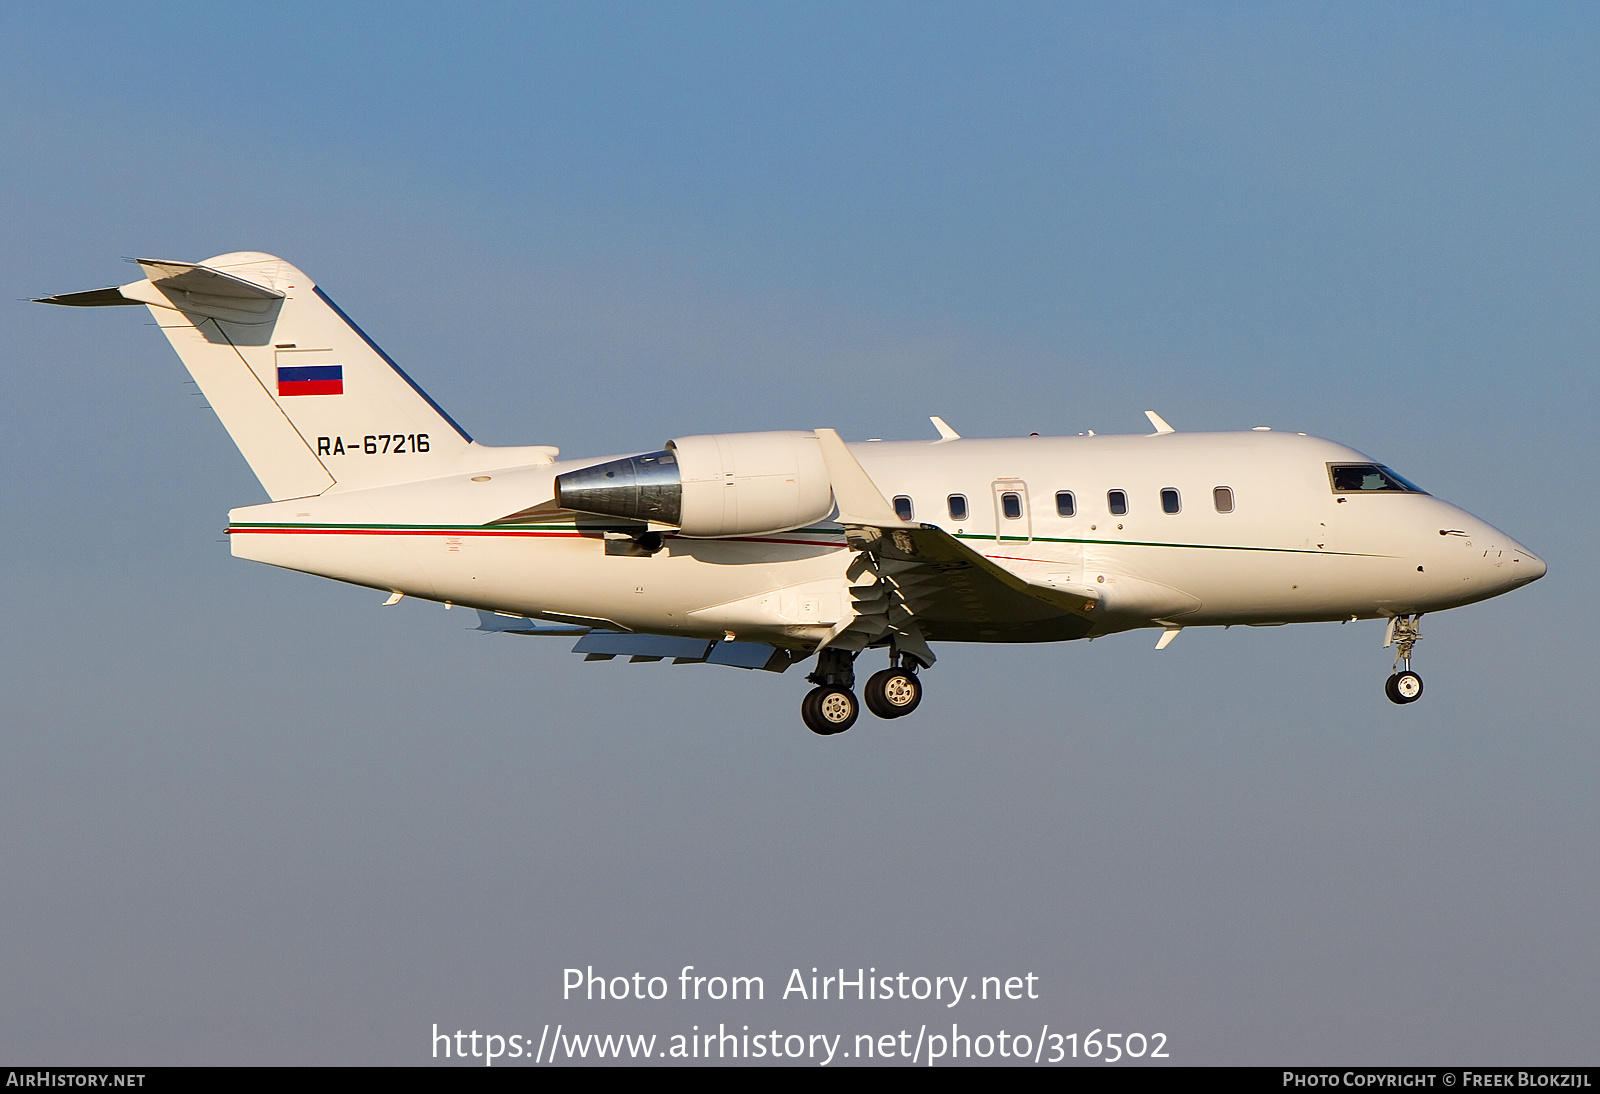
[1145, 410, 1176, 434]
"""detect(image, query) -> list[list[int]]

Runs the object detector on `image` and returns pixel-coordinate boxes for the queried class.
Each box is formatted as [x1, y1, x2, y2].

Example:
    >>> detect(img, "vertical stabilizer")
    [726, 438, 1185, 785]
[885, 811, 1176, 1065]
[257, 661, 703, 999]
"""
[40, 252, 482, 500]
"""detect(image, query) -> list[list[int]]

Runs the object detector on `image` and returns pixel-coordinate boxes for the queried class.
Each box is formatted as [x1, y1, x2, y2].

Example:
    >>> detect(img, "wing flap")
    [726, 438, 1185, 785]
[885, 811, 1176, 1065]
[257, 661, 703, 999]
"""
[476, 611, 795, 672]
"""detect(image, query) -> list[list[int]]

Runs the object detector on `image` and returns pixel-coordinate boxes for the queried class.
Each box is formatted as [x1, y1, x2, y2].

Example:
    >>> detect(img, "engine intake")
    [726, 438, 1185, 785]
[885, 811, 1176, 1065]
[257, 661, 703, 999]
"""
[554, 431, 834, 538]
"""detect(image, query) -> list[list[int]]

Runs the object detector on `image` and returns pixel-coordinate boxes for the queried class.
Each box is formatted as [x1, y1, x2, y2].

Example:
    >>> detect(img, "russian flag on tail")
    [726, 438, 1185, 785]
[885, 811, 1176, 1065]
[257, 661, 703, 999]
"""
[277, 365, 343, 396]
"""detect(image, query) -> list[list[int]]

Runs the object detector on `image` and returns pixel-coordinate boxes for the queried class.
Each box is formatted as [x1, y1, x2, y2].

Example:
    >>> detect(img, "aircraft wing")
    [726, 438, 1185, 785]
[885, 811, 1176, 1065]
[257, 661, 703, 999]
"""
[864, 523, 1099, 617]
[823, 522, 1099, 657]
[811, 428, 1099, 661]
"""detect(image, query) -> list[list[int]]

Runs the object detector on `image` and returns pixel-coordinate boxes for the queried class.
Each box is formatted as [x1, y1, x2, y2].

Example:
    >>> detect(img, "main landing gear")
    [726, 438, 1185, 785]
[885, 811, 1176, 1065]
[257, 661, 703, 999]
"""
[864, 666, 923, 719]
[801, 648, 925, 735]
[1384, 614, 1424, 705]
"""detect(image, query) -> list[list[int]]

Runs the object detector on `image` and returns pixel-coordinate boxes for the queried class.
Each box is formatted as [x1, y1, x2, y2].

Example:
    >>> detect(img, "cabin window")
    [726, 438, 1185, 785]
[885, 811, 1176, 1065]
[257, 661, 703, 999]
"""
[1327, 464, 1429, 494]
[1001, 492, 1023, 520]
[1107, 490, 1128, 516]
[893, 495, 915, 521]
[1213, 486, 1235, 513]
[947, 494, 968, 522]
[1161, 488, 1181, 514]
[1055, 491, 1076, 517]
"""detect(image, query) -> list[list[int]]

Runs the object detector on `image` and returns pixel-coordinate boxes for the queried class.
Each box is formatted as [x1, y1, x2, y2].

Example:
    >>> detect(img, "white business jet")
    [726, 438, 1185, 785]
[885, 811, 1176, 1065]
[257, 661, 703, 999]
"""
[39, 253, 1546, 734]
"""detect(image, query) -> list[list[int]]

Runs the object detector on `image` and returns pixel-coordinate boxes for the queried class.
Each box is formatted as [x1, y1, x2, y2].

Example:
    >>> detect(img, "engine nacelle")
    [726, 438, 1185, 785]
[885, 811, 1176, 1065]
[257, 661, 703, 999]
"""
[554, 430, 834, 538]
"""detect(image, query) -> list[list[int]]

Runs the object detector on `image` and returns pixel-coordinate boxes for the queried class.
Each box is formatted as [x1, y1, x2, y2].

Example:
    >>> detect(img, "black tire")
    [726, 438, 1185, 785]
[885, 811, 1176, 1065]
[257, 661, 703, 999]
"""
[1392, 670, 1423, 704]
[802, 686, 859, 735]
[1385, 671, 1425, 704]
[863, 669, 923, 719]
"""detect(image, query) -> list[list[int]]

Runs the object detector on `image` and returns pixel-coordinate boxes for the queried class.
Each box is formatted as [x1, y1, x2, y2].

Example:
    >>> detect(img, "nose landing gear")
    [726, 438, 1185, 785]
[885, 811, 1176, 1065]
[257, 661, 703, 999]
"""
[1383, 615, 1424, 705]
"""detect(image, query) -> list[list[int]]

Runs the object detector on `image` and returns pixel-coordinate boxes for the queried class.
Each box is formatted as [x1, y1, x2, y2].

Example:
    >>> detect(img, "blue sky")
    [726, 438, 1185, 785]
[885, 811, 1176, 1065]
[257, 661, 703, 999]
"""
[2, 2, 1596, 1064]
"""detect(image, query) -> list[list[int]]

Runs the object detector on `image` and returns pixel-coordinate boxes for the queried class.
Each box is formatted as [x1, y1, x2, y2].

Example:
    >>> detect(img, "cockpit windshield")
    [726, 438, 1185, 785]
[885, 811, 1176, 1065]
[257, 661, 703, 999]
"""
[1328, 464, 1429, 495]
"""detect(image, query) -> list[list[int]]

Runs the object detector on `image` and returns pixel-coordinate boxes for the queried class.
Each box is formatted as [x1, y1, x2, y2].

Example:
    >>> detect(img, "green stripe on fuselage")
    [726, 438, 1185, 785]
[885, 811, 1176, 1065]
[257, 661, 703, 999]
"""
[226, 522, 1382, 557]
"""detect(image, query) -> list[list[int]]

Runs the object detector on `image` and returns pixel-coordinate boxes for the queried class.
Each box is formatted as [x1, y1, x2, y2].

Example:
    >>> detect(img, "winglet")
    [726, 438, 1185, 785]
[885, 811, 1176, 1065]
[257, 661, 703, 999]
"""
[1145, 410, 1175, 434]
[813, 428, 911, 527]
[929, 415, 961, 441]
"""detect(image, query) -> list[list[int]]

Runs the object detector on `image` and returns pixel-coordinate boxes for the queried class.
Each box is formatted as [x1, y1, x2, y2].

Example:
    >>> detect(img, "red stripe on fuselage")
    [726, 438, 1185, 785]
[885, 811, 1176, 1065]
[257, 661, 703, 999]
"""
[228, 527, 583, 537]
[225, 527, 842, 548]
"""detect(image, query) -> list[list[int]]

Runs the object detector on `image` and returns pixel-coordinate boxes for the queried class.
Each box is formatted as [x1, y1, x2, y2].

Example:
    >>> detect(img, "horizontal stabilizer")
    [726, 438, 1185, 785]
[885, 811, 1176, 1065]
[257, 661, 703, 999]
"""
[35, 259, 284, 324]
[33, 287, 143, 307]
[135, 259, 285, 300]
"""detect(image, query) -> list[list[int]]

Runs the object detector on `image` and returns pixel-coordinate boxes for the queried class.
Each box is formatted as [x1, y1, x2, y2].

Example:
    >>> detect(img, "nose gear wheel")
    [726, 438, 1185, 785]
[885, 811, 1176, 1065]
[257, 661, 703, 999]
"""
[1385, 670, 1423, 704]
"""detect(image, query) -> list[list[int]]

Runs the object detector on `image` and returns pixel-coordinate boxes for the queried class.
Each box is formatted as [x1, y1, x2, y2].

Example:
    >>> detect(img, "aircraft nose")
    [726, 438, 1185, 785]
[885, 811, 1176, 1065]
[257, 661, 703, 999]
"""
[1515, 547, 1547, 584]
[1490, 533, 1546, 590]
[1445, 512, 1546, 594]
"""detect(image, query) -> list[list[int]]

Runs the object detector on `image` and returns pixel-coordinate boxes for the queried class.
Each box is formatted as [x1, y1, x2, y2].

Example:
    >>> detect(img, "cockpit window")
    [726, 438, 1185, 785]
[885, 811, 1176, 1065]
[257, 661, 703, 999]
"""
[1328, 464, 1429, 495]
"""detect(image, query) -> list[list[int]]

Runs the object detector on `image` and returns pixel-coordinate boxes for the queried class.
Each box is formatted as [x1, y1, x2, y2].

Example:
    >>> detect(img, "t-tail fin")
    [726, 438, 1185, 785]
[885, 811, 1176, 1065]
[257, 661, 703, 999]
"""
[37, 252, 546, 500]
